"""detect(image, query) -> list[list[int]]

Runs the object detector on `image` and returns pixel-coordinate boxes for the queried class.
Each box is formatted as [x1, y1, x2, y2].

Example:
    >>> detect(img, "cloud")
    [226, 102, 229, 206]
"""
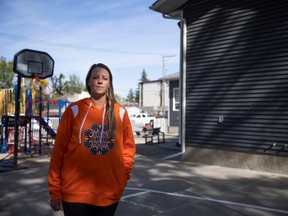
[0, 0, 180, 97]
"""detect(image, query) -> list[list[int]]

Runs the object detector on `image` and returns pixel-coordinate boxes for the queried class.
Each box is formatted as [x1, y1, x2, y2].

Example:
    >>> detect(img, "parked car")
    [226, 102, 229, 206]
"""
[129, 113, 156, 131]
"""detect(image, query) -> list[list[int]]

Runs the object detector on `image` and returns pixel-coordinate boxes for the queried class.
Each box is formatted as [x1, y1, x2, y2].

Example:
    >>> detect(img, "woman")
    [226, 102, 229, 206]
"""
[48, 63, 136, 216]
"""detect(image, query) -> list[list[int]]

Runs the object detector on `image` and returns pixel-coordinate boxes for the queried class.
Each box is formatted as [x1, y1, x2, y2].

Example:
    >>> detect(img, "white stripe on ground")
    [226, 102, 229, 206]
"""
[123, 187, 288, 214]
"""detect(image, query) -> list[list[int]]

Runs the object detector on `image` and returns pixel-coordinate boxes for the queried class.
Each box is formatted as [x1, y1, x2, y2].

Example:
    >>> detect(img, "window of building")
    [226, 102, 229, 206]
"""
[173, 88, 180, 111]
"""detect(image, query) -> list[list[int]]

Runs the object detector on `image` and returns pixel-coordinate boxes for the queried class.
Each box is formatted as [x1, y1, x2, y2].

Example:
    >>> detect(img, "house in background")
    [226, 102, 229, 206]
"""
[151, 0, 288, 174]
[139, 72, 179, 134]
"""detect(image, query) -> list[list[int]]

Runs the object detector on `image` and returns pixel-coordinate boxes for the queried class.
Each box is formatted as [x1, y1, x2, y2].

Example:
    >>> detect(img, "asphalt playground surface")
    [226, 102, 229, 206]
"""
[1, 135, 288, 216]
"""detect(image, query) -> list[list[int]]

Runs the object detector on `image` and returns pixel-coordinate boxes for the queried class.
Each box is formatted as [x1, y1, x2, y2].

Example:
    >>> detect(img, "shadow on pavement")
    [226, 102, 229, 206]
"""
[1, 135, 288, 216]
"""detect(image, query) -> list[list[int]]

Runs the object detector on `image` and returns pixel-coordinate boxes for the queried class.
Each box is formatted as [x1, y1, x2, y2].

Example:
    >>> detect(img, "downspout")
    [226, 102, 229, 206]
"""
[162, 12, 187, 160]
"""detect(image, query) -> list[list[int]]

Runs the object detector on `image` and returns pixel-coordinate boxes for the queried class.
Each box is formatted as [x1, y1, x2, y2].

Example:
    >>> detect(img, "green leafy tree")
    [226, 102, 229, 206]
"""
[50, 73, 66, 97]
[65, 74, 84, 95]
[50, 73, 85, 98]
[0, 57, 14, 88]
[114, 93, 120, 102]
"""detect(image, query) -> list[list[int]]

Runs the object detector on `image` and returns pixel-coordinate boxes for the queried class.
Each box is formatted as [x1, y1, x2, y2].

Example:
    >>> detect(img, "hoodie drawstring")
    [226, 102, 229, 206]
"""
[78, 102, 106, 144]
[79, 103, 92, 143]
[99, 105, 106, 144]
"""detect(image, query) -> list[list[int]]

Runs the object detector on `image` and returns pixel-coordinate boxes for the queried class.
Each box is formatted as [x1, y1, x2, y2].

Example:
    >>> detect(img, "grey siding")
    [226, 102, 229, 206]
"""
[184, 0, 288, 156]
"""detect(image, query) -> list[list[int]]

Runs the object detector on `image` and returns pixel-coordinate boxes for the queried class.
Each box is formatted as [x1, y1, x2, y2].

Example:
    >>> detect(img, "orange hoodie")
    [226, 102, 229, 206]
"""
[48, 98, 136, 206]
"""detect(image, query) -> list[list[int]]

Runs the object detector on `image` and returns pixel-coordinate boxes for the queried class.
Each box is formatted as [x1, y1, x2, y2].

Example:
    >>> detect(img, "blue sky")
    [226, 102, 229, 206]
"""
[0, 0, 180, 98]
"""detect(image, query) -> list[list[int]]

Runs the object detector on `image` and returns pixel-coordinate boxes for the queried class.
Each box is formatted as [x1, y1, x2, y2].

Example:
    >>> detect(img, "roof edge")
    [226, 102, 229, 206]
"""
[150, 0, 188, 15]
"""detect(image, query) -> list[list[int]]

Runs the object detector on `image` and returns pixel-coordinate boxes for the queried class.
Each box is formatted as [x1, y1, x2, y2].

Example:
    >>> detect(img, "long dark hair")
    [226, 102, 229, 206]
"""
[86, 63, 117, 138]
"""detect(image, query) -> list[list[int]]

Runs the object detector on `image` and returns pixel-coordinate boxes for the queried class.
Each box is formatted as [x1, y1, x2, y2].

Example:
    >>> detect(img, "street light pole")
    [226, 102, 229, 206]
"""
[162, 55, 175, 116]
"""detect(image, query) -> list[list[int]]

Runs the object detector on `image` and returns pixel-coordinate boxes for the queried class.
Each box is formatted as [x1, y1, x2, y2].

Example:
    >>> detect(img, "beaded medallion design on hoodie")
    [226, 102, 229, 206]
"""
[83, 123, 115, 156]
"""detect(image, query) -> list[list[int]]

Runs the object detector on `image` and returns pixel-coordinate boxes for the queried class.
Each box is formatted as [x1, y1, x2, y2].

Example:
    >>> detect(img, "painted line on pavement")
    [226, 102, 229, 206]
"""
[123, 187, 288, 214]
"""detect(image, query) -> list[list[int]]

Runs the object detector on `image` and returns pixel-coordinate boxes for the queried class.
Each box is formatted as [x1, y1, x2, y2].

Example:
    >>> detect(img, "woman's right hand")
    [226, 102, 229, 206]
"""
[50, 199, 63, 211]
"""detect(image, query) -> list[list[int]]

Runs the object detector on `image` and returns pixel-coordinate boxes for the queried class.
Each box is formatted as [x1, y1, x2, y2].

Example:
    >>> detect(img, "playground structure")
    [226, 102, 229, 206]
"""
[0, 88, 15, 116]
[0, 49, 58, 170]
[0, 87, 70, 155]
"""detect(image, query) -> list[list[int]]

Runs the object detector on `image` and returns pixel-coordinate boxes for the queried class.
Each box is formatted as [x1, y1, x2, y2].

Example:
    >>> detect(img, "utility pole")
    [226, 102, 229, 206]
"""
[162, 55, 175, 116]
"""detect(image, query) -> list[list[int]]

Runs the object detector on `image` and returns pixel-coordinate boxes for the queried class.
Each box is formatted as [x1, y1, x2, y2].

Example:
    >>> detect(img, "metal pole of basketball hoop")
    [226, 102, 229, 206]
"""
[13, 49, 54, 170]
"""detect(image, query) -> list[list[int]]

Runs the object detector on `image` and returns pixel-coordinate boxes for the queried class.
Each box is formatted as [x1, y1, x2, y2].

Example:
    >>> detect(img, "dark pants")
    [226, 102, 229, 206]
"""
[62, 201, 119, 216]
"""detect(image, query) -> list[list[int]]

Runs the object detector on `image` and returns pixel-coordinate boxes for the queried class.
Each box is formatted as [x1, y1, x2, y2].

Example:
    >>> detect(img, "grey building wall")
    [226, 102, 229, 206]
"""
[183, 0, 288, 156]
[142, 81, 162, 107]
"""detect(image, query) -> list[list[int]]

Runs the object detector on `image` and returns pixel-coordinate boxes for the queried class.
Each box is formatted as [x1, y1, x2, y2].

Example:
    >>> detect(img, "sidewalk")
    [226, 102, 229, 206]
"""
[134, 134, 182, 160]
[1, 135, 288, 216]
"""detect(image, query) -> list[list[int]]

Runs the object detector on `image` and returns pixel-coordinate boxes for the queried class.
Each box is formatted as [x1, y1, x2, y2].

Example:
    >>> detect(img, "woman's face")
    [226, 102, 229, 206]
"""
[88, 66, 111, 98]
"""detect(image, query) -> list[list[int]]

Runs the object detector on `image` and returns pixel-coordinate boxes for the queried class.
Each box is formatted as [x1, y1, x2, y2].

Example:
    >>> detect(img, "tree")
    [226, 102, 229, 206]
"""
[65, 74, 84, 95]
[134, 68, 149, 104]
[135, 84, 139, 103]
[114, 93, 121, 102]
[50, 73, 66, 97]
[50, 73, 85, 98]
[0, 57, 14, 88]
[140, 69, 149, 82]
[127, 88, 134, 102]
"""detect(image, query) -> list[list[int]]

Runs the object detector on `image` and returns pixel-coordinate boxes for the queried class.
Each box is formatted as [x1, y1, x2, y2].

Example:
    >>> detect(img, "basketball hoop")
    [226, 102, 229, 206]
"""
[13, 49, 54, 79]
[12, 49, 55, 170]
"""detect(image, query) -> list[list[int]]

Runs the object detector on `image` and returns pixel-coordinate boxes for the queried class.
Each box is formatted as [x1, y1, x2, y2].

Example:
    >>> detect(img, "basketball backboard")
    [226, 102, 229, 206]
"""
[13, 49, 54, 79]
